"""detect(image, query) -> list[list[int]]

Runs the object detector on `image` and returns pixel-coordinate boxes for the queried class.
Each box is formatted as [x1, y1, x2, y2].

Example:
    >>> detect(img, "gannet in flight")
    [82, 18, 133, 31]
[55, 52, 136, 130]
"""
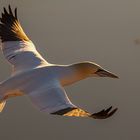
[0, 5, 118, 119]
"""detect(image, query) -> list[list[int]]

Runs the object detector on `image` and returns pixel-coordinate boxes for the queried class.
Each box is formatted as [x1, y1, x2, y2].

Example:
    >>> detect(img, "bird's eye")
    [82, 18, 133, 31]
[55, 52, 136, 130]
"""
[96, 69, 104, 73]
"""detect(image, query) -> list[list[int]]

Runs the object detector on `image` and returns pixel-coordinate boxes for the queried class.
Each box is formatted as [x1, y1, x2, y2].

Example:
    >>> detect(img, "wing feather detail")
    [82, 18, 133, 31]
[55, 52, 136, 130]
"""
[0, 5, 29, 42]
[63, 108, 90, 117]
[52, 106, 118, 119]
[0, 6, 49, 73]
[28, 83, 77, 114]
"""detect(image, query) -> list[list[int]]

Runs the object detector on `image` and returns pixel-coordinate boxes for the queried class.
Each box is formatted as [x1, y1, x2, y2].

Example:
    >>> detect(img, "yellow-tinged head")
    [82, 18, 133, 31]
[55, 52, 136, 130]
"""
[73, 61, 119, 78]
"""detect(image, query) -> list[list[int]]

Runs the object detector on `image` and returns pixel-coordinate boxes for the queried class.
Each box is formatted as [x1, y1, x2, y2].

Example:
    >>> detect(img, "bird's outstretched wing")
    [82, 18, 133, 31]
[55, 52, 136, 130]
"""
[0, 5, 48, 74]
[28, 81, 117, 119]
[52, 106, 117, 119]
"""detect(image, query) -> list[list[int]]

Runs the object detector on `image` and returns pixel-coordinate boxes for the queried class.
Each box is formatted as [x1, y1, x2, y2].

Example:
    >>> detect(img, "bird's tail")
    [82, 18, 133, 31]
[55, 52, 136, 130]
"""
[0, 100, 6, 112]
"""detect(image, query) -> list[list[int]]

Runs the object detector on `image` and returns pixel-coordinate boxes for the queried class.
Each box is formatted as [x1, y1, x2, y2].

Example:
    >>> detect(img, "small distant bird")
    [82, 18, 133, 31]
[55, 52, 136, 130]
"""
[0, 5, 118, 119]
[134, 38, 140, 45]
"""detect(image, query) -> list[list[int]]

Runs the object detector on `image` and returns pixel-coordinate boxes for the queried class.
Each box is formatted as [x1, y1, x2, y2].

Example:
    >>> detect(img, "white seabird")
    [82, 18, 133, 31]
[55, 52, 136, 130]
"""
[0, 5, 118, 119]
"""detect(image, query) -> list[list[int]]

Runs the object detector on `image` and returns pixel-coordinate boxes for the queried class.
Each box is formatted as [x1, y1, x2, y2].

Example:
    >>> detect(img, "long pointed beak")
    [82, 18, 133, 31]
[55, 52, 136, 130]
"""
[95, 69, 119, 78]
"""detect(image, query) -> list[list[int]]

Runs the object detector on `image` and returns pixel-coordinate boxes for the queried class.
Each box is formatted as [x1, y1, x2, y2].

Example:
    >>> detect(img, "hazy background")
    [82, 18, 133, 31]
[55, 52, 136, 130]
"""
[0, 0, 140, 140]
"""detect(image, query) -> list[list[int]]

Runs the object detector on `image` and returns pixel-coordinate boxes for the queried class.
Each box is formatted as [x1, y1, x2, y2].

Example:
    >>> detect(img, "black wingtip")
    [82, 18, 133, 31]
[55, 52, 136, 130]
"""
[0, 5, 30, 42]
[91, 106, 118, 119]
[3, 7, 8, 15]
[108, 108, 118, 117]
[105, 106, 112, 112]
[1, 5, 17, 20]
[8, 5, 13, 15]
[14, 7, 17, 19]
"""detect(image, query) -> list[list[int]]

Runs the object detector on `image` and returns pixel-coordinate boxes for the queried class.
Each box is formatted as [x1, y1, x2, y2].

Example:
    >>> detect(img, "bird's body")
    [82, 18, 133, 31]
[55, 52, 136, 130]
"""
[0, 5, 118, 119]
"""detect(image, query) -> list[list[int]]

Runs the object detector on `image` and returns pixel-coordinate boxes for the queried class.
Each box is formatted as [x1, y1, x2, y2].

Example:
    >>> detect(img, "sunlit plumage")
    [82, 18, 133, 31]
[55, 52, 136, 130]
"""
[0, 5, 118, 119]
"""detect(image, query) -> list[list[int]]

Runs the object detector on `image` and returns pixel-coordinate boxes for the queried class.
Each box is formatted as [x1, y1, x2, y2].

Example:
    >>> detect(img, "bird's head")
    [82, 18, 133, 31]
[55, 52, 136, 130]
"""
[74, 61, 119, 78]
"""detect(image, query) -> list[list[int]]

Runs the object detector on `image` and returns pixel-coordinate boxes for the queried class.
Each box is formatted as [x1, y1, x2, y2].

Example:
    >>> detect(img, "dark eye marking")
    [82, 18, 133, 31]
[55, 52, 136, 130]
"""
[7, 55, 16, 61]
[96, 69, 104, 73]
